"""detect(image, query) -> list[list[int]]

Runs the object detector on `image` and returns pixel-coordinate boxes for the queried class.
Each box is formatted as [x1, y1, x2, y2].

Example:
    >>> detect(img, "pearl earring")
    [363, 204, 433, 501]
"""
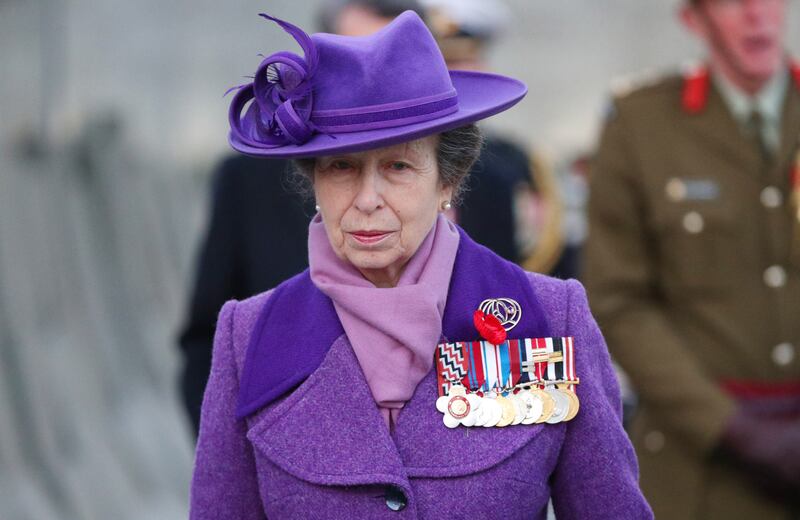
[315, 205, 321, 212]
[441, 200, 452, 211]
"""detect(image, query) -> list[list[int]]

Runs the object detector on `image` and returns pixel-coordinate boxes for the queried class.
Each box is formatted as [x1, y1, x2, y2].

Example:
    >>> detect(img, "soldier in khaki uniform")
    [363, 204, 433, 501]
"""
[584, 0, 800, 518]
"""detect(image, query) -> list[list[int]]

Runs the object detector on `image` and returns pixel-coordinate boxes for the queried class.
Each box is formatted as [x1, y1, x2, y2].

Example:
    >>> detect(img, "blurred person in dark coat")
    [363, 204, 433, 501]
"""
[178, 0, 427, 435]
[424, 0, 578, 277]
[584, 1, 800, 518]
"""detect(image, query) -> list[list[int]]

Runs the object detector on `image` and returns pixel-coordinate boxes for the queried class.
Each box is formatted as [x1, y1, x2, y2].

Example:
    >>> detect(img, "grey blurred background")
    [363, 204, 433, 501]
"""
[1, 1, 798, 519]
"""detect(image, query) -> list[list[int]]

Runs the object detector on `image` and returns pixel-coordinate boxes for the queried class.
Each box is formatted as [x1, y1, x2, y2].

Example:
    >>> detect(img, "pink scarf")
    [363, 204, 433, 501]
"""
[308, 213, 460, 429]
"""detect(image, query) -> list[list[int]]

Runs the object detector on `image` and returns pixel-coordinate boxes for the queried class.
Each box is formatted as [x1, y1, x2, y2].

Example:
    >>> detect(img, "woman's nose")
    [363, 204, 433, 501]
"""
[353, 168, 385, 213]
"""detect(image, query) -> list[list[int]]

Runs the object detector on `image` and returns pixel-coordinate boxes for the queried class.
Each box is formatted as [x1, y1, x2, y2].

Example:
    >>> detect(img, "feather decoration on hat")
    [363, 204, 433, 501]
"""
[229, 14, 320, 148]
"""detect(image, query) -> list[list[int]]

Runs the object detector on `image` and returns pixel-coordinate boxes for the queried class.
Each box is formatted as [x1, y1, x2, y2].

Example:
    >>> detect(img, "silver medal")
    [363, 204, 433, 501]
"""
[545, 386, 570, 424]
[520, 390, 544, 425]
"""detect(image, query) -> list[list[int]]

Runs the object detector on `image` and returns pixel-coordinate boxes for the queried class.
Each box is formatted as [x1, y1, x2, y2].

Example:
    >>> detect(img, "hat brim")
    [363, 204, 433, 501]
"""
[229, 70, 526, 159]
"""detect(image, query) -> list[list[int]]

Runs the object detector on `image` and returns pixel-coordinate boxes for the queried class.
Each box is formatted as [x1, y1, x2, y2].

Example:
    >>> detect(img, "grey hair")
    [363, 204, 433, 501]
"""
[290, 123, 483, 204]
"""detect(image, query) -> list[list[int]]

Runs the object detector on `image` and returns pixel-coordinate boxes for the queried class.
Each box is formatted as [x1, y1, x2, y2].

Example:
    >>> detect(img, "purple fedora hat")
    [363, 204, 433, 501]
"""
[228, 11, 526, 158]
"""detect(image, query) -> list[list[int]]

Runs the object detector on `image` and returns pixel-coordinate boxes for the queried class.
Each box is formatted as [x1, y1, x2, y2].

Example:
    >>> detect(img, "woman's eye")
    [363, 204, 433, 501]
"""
[331, 160, 353, 170]
[389, 161, 410, 171]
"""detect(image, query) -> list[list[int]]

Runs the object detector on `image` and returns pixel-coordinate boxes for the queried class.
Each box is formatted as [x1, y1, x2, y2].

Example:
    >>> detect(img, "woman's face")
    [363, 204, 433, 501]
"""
[313, 135, 451, 287]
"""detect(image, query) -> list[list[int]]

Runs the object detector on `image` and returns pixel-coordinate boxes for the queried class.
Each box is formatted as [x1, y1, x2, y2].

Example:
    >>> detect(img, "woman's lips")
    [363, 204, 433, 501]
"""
[349, 230, 393, 245]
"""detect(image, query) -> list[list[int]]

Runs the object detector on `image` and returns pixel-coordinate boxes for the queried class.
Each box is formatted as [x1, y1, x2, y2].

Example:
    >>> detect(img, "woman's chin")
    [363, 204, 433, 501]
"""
[347, 251, 400, 271]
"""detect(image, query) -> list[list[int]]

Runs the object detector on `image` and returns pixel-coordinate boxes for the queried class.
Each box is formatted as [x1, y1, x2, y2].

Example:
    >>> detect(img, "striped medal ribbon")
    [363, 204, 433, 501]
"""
[791, 149, 800, 265]
[542, 338, 573, 424]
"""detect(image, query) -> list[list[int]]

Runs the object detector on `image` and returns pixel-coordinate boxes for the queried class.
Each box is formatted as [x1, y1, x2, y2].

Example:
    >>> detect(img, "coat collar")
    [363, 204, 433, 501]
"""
[680, 61, 800, 183]
[237, 226, 551, 418]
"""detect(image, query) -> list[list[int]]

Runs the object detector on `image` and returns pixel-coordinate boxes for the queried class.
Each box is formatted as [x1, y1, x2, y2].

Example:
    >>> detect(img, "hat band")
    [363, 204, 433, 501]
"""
[310, 89, 458, 133]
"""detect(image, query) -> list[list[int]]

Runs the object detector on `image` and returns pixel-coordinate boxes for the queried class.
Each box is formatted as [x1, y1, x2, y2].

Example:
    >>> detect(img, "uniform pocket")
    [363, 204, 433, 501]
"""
[656, 207, 737, 293]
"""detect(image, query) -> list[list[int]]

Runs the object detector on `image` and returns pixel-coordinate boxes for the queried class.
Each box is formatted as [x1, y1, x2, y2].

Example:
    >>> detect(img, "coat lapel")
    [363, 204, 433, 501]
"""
[683, 84, 763, 179]
[392, 368, 554, 479]
[245, 334, 411, 490]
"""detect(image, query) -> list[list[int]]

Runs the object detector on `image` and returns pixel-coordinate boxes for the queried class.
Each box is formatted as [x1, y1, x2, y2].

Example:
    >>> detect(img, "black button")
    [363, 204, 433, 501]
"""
[384, 486, 407, 512]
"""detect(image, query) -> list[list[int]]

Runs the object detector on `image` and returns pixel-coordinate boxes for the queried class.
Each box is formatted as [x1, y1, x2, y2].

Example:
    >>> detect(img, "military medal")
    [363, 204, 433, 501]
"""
[560, 337, 580, 421]
[545, 386, 571, 424]
[495, 394, 517, 427]
[509, 392, 528, 425]
[436, 385, 482, 428]
[433, 297, 581, 428]
[543, 337, 578, 424]
[533, 387, 554, 423]
[479, 393, 503, 428]
[518, 389, 544, 425]
[562, 384, 580, 422]
[471, 395, 490, 427]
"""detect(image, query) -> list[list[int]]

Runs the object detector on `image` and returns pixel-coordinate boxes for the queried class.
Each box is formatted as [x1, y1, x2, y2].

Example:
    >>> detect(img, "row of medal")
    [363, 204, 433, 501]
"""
[436, 381, 579, 428]
[435, 336, 580, 429]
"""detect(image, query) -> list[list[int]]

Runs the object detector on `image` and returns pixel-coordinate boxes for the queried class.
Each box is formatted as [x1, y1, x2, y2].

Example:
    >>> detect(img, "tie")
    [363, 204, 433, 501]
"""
[745, 110, 773, 167]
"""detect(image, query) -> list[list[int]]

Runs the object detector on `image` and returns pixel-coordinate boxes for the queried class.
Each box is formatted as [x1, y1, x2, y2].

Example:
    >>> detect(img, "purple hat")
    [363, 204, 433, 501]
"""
[228, 11, 526, 158]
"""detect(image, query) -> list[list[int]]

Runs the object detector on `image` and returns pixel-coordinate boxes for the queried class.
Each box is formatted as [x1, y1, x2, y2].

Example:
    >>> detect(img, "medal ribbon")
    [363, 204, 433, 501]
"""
[435, 341, 470, 397]
[545, 337, 559, 383]
[481, 341, 508, 392]
[564, 337, 576, 390]
[524, 338, 550, 388]
[791, 151, 800, 266]
[437, 336, 577, 395]
[468, 340, 486, 392]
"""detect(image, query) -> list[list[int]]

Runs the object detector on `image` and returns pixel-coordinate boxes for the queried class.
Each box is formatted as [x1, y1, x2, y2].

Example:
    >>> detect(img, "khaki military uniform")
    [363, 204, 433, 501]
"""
[584, 66, 800, 519]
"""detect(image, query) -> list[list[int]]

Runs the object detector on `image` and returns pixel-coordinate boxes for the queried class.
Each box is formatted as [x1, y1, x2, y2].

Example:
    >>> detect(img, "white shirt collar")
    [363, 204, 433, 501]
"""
[712, 63, 789, 127]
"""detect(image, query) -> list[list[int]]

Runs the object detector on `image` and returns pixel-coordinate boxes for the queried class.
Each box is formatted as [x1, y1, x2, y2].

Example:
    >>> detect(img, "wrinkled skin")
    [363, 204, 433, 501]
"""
[313, 136, 452, 288]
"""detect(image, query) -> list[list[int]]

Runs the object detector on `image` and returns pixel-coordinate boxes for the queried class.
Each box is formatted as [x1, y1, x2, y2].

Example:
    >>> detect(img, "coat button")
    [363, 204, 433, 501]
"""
[760, 186, 783, 208]
[644, 430, 665, 453]
[763, 265, 787, 288]
[385, 486, 407, 512]
[772, 342, 795, 367]
[682, 211, 704, 234]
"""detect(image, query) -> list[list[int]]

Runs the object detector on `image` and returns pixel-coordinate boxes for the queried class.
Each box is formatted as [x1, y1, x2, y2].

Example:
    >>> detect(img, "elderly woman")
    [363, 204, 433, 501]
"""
[190, 11, 652, 520]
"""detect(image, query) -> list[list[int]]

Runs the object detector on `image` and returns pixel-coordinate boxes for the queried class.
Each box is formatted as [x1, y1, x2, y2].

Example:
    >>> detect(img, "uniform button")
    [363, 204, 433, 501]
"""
[772, 343, 795, 366]
[666, 178, 687, 201]
[682, 211, 704, 234]
[763, 265, 787, 288]
[644, 430, 665, 453]
[760, 186, 783, 208]
[385, 486, 407, 512]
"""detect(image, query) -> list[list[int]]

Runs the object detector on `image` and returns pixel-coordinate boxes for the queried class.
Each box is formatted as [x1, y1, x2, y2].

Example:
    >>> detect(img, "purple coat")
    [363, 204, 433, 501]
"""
[190, 235, 652, 519]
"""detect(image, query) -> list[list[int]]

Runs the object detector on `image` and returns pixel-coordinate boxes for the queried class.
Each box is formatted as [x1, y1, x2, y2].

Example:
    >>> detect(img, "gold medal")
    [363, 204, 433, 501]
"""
[531, 387, 554, 423]
[495, 394, 516, 427]
[559, 384, 580, 421]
